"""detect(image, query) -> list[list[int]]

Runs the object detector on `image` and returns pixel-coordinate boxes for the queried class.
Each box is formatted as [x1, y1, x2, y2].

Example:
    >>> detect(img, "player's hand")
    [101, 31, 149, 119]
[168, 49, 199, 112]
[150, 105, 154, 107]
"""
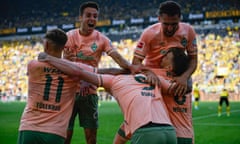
[79, 80, 95, 97]
[38, 52, 49, 62]
[172, 76, 188, 96]
[129, 64, 143, 74]
[63, 48, 77, 61]
[142, 70, 160, 86]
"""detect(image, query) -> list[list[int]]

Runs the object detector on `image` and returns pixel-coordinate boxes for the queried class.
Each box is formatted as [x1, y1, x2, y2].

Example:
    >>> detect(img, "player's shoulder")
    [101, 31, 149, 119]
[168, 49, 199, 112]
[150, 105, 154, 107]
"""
[28, 59, 39, 67]
[179, 22, 194, 29]
[28, 60, 50, 68]
[66, 29, 79, 37]
[144, 23, 160, 32]
[94, 30, 109, 39]
[94, 30, 111, 43]
[141, 23, 160, 39]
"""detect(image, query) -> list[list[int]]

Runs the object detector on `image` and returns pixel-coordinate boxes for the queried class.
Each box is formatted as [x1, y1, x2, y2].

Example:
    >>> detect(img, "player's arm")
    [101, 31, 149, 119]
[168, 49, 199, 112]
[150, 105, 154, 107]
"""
[132, 56, 143, 65]
[63, 47, 76, 61]
[63, 36, 76, 61]
[113, 122, 130, 144]
[38, 52, 99, 86]
[157, 76, 176, 95]
[184, 54, 197, 78]
[98, 68, 130, 75]
[173, 27, 198, 96]
[109, 51, 142, 74]
[173, 54, 197, 96]
[132, 57, 161, 86]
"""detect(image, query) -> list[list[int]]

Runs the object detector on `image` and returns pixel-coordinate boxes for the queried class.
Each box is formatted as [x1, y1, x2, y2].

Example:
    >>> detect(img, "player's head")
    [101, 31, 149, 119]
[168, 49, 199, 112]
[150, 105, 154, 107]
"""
[43, 28, 67, 55]
[79, 1, 99, 35]
[158, 0, 181, 37]
[160, 47, 189, 76]
[194, 83, 199, 87]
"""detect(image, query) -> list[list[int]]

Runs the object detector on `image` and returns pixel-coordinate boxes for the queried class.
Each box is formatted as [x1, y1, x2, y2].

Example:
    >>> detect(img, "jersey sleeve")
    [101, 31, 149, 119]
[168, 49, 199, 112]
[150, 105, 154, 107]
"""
[102, 35, 116, 55]
[27, 60, 43, 78]
[63, 30, 76, 59]
[98, 74, 114, 91]
[133, 27, 153, 60]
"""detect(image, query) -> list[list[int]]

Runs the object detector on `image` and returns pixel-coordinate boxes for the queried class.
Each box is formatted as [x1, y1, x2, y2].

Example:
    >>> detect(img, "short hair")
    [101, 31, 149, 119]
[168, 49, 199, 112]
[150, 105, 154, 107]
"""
[168, 47, 189, 76]
[158, 0, 181, 17]
[44, 28, 67, 47]
[79, 1, 99, 16]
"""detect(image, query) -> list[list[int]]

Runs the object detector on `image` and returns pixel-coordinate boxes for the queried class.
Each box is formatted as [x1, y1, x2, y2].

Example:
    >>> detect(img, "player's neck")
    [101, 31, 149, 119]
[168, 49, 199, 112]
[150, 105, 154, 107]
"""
[79, 27, 92, 36]
[47, 52, 62, 58]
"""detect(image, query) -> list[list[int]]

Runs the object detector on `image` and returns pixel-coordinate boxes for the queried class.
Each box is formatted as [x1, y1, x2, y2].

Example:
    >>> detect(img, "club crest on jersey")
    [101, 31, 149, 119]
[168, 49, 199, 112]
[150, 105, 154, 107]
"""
[91, 42, 97, 51]
[181, 37, 187, 48]
[160, 50, 168, 55]
[137, 41, 145, 49]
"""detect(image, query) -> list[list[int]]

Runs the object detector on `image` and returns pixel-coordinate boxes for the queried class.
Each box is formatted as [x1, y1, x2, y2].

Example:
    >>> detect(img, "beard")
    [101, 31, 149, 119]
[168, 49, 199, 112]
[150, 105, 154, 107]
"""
[164, 25, 179, 37]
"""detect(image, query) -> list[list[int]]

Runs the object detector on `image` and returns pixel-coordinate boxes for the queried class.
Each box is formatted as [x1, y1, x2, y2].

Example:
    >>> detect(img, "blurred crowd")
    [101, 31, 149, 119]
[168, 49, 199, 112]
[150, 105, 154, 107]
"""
[0, 28, 239, 102]
[1, 0, 240, 28]
[0, 37, 43, 101]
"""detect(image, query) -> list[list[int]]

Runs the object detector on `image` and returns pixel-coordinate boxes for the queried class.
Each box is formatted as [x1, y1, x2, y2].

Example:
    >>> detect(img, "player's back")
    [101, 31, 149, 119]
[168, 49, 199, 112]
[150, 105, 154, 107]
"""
[19, 60, 78, 138]
[101, 74, 172, 137]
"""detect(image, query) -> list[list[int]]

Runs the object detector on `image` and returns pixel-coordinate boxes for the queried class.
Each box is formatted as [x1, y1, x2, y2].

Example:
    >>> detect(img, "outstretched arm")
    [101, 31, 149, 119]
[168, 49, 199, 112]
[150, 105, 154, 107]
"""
[109, 51, 142, 74]
[132, 56, 161, 86]
[98, 68, 130, 75]
[38, 52, 100, 86]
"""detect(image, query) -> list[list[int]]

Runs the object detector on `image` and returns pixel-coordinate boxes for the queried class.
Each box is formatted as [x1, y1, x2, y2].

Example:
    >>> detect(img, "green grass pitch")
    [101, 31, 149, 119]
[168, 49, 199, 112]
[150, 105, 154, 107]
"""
[0, 101, 239, 144]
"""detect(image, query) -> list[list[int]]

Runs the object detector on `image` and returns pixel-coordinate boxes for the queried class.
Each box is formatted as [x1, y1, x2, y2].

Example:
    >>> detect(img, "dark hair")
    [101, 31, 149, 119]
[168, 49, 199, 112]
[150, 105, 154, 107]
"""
[158, 0, 181, 17]
[169, 47, 189, 76]
[44, 28, 67, 47]
[79, 1, 99, 15]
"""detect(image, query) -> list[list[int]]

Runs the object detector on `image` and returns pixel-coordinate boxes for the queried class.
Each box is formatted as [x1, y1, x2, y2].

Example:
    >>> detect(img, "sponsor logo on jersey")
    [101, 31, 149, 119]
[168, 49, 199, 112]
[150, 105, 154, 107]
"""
[76, 51, 94, 60]
[160, 49, 168, 55]
[137, 41, 145, 49]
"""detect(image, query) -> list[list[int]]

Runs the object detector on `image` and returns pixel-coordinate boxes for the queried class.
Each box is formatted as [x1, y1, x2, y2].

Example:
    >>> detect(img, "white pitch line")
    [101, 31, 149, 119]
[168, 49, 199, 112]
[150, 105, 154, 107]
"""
[193, 123, 240, 126]
[193, 109, 240, 120]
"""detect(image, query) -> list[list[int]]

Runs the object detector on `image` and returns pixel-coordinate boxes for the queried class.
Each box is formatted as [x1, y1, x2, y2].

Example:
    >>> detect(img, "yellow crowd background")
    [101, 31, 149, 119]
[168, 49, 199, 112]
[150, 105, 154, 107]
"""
[0, 31, 239, 101]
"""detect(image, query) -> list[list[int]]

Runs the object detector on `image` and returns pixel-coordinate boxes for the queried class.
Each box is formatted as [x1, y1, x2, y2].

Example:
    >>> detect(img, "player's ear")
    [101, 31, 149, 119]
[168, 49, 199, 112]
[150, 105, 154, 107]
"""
[44, 40, 50, 51]
[79, 15, 83, 22]
[158, 16, 161, 22]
